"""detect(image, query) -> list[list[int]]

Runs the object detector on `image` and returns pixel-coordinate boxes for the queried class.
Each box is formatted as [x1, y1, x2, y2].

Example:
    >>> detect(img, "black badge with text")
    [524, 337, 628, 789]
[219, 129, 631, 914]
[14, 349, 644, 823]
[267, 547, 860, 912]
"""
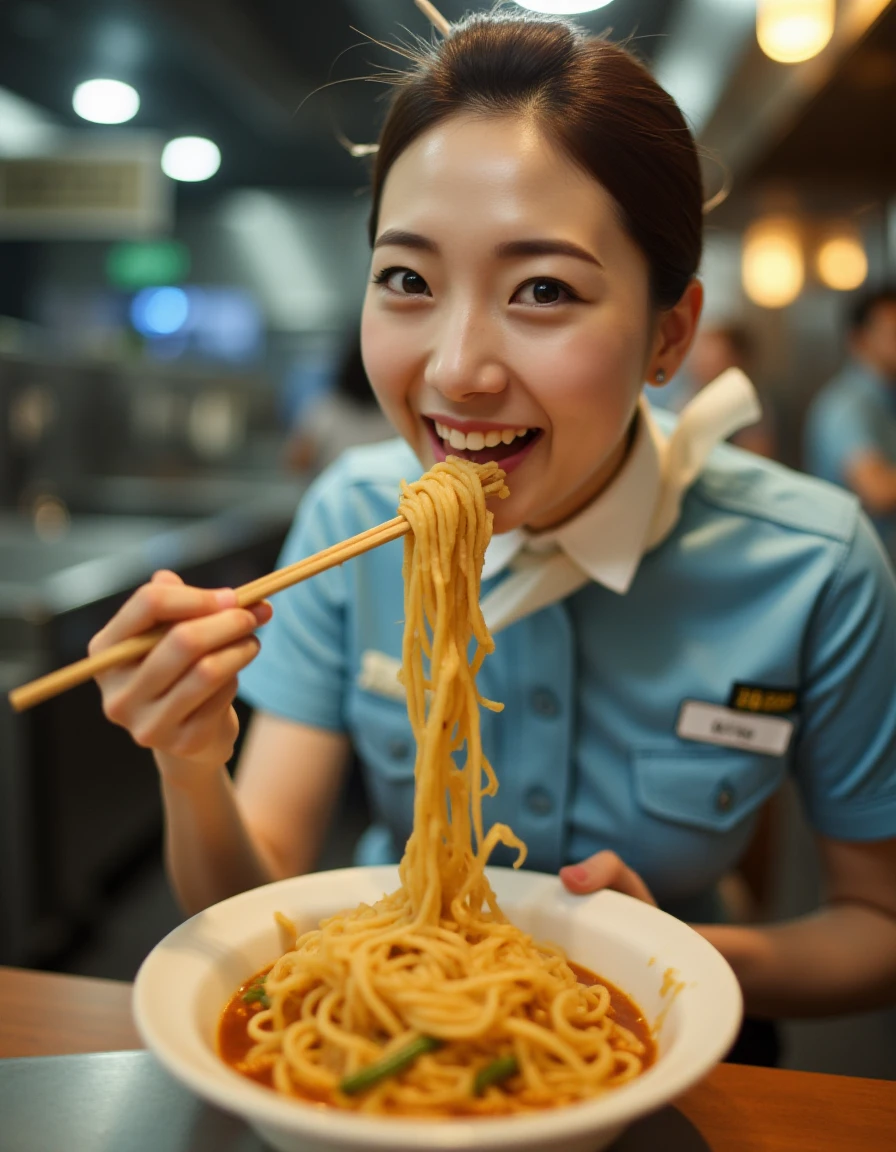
[728, 682, 799, 715]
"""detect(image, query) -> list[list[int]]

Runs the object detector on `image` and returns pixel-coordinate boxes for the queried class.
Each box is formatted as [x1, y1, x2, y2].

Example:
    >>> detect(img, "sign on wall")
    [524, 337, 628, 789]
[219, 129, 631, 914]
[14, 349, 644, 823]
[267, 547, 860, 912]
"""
[0, 133, 173, 239]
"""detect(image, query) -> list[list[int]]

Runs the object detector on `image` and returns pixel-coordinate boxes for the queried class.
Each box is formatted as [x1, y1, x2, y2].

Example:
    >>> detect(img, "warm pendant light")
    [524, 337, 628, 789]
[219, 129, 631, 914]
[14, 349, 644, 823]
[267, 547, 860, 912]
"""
[742, 217, 805, 308]
[816, 228, 868, 291]
[756, 0, 835, 64]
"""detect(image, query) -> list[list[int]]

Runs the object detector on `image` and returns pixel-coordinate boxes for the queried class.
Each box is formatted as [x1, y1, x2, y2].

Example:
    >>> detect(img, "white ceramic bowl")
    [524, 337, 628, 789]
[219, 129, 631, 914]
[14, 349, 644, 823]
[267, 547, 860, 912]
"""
[134, 866, 742, 1152]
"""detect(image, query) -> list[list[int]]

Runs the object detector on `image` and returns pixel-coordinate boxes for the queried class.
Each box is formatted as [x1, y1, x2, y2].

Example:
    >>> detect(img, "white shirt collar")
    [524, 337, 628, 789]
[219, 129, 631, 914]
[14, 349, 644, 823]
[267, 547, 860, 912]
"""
[481, 392, 664, 594]
[480, 367, 762, 634]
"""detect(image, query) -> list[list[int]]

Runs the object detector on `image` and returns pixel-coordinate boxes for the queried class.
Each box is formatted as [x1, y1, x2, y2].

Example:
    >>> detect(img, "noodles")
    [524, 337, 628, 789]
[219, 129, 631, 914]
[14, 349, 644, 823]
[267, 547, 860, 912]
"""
[224, 457, 650, 1116]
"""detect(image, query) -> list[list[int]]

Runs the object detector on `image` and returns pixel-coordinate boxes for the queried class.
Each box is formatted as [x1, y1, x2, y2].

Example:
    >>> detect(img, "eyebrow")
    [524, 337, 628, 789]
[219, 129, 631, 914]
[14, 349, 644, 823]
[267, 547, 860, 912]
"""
[495, 238, 602, 269]
[374, 229, 602, 269]
[373, 229, 437, 253]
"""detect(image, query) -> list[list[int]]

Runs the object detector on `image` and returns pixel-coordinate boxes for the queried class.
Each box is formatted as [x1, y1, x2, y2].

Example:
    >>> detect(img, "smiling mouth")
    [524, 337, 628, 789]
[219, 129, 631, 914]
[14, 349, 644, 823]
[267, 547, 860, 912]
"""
[424, 418, 542, 467]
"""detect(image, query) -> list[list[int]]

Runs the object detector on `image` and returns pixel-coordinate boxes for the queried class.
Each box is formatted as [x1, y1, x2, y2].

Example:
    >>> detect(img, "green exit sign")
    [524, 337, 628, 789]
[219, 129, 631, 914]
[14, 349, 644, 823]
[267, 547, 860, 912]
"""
[106, 240, 190, 289]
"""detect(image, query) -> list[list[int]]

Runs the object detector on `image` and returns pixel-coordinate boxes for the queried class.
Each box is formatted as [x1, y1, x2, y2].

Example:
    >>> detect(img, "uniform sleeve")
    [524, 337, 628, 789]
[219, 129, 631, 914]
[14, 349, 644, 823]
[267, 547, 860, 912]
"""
[237, 464, 351, 732]
[805, 389, 876, 487]
[792, 511, 896, 840]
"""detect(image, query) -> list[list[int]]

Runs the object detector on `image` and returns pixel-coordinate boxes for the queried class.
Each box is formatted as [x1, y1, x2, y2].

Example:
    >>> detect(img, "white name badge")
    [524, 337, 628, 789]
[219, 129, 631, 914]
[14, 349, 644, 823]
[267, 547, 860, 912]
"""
[676, 700, 793, 757]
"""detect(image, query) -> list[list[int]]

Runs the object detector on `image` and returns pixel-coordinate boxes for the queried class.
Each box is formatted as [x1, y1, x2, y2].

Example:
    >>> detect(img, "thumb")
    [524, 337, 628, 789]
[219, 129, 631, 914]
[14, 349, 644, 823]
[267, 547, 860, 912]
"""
[560, 851, 657, 905]
[151, 569, 185, 586]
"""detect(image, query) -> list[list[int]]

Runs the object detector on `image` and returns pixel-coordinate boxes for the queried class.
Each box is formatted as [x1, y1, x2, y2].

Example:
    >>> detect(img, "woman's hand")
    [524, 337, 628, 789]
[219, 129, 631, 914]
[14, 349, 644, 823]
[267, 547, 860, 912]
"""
[559, 850, 658, 906]
[89, 570, 272, 776]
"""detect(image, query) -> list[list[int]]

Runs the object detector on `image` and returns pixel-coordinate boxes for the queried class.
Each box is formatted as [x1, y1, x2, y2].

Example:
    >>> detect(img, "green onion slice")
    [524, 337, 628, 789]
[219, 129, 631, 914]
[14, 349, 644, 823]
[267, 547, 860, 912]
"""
[473, 1055, 519, 1096]
[242, 979, 269, 1008]
[340, 1035, 443, 1095]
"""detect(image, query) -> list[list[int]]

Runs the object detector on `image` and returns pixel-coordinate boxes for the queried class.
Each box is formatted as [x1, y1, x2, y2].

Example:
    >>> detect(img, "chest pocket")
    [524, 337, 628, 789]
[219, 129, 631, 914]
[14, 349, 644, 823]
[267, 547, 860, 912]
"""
[633, 745, 785, 832]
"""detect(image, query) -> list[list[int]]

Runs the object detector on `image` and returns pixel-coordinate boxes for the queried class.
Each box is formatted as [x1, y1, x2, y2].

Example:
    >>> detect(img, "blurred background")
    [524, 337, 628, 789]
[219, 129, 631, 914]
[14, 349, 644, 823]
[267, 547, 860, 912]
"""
[0, 0, 894, 1079]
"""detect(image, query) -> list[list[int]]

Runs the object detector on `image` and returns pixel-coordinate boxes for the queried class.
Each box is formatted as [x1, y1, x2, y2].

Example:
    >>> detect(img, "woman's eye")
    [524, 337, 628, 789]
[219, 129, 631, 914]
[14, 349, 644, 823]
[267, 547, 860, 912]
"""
[374, 267, 431, 296]
[513, 279, 576, 306]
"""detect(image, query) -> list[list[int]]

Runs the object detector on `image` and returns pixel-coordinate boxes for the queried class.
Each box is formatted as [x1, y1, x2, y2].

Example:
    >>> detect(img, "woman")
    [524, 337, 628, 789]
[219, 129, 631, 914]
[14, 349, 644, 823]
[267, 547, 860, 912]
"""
[89, 13, 896, 1037]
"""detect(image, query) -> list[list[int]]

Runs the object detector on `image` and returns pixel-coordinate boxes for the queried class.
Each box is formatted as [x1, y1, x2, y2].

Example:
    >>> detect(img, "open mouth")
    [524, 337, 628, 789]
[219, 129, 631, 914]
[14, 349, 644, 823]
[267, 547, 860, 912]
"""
[424, 418, 542, 473]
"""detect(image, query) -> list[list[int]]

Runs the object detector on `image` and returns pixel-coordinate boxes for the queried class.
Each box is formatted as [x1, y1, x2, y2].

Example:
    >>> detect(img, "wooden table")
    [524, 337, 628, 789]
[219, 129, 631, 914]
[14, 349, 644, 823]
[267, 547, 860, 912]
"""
[1, 965, 894, 1150]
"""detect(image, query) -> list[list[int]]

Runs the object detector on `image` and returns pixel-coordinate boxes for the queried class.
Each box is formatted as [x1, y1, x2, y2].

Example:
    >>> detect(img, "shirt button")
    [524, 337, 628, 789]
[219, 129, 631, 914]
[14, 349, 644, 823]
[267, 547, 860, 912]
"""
[525, 786, 555, 816]
[530, 687, 561, 718]
[714, 781, 736, 814]
[387, 738, 411, 761]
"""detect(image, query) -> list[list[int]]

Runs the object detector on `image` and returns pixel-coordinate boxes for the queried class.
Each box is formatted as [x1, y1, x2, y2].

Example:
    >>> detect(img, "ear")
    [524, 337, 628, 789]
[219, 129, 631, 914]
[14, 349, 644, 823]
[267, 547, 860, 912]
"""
[646, 279, 704, 385]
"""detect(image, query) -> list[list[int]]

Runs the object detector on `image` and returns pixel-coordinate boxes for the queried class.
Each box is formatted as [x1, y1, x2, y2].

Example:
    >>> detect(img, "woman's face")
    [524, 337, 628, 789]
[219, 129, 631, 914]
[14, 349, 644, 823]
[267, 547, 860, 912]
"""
[361, 113, 660, 533]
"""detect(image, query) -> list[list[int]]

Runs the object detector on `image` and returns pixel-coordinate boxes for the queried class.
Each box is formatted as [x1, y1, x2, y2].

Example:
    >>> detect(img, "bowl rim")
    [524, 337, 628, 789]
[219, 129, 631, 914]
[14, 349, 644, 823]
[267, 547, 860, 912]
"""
[133, 865, 743, 1149]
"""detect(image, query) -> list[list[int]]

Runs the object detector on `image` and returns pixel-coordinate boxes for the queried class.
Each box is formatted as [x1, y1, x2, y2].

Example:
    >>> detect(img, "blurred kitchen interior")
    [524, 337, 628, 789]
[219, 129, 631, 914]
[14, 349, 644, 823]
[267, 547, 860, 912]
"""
[1, 0, 894, 1077]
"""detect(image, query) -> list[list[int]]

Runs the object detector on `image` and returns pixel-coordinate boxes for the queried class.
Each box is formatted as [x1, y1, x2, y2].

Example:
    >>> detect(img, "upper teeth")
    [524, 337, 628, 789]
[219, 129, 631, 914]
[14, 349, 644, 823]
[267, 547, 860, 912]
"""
[434, 421, 531, 451]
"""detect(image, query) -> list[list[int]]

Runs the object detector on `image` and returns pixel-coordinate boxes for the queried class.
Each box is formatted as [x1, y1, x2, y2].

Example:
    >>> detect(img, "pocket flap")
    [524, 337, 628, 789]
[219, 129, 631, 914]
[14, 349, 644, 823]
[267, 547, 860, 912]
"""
[633, 746, 784, 832]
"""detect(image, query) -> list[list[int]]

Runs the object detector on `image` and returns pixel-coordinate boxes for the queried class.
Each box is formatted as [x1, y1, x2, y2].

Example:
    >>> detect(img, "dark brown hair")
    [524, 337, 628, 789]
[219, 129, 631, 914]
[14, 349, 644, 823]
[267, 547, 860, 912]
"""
[849, 285, 896, 332]
[368, 12, 703, 310]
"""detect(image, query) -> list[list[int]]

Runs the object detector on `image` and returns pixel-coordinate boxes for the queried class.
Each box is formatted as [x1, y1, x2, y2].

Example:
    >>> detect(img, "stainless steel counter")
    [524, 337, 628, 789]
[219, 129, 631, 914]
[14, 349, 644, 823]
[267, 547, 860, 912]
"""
[0, 1052, 264, 1152]
[0, 1050, 711, 1151]
[0, 475, 303, 625]
[0, 482, 304, 968]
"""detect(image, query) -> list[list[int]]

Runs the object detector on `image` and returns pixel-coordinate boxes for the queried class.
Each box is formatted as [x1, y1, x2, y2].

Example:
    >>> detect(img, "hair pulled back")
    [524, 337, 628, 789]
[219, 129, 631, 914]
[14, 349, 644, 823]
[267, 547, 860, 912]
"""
[369, 12, 703, 309]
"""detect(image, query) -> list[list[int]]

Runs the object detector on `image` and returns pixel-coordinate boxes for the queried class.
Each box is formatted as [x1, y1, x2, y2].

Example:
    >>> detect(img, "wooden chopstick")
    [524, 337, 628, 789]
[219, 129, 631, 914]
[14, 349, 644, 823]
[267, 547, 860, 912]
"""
[8, 515, 410, 713]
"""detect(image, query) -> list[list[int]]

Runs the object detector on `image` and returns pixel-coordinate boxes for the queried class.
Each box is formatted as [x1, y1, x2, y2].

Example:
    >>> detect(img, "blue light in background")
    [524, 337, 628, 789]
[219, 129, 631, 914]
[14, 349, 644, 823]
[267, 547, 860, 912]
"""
[127, 284, 263, 363]
[130, 286, 190, 336]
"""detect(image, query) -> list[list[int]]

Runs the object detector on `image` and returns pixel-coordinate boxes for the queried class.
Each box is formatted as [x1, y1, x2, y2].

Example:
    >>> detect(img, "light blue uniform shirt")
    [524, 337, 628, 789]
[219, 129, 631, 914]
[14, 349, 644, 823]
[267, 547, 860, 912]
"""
[804, 361, 896, 555]
[240, 437, 896, 922]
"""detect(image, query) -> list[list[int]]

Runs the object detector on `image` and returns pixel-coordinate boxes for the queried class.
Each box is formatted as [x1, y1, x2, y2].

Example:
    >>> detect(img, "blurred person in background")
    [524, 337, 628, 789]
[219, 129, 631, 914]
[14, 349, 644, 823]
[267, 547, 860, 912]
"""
[285, 335, 394, 474]
[647, 321, 777, 458]
[804, 287, 896, 557]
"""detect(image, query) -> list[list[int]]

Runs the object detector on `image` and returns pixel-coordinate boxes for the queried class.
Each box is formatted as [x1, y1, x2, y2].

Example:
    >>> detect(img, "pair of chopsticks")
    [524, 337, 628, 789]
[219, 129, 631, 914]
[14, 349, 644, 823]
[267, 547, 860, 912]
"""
[8, 515, 410, 713]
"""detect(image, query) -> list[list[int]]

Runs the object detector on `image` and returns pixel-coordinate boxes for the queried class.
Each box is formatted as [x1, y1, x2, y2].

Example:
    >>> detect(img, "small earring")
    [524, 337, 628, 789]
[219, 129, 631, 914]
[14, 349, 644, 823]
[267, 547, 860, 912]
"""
[655, 369, 666, 384]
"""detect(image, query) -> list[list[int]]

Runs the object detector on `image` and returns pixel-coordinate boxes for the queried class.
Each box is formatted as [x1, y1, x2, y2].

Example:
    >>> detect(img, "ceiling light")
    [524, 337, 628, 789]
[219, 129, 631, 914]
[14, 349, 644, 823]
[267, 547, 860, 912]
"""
[756, 0, 835, 64]
[72, 78, 139, 125]
[514, 1, 614, 14]
[161, 136, 221, 182]
[816, 232, 868, 291]
[742, 217, 804, 308]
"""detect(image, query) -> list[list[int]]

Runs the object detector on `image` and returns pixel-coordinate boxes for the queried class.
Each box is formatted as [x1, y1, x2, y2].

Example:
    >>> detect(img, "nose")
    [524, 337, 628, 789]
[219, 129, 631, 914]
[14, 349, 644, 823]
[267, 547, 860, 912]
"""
[423, 302, 509, 402]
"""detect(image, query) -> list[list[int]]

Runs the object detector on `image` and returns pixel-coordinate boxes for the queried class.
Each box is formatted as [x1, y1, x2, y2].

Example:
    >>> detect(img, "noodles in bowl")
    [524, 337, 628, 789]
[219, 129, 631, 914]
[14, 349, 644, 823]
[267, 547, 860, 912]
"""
[134, 460, 742, 1150]
[218, 944, 657, 1114]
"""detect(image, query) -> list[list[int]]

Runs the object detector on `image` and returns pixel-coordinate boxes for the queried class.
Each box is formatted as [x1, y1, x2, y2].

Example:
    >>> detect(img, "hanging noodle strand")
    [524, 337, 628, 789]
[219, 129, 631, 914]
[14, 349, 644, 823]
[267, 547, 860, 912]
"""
[234, 457, 647, 1116]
